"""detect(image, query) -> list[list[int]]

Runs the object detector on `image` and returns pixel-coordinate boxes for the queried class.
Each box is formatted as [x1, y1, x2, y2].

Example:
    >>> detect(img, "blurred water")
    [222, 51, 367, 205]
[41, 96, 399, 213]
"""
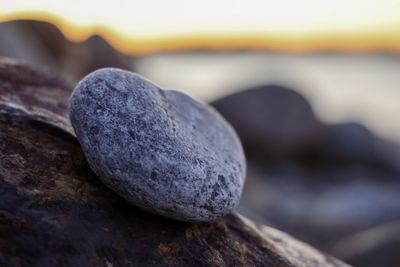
[135, 52, 400, 142]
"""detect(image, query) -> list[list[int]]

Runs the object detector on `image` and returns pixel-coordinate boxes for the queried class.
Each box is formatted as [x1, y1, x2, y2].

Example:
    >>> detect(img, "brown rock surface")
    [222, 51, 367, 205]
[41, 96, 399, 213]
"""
[0, 58, 349, 267]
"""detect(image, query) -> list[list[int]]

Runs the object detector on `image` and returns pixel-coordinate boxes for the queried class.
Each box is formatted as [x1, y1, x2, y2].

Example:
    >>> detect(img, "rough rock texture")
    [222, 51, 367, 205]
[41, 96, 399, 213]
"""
[211, 85, 322, 159]
[0, 58, 349, 267]
[69, 68, 246, 222]
[0, 57, 73, 133]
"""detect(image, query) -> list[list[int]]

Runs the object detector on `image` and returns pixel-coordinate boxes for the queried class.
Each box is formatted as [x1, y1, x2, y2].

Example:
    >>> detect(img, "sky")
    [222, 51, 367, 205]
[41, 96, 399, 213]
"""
[1, 0, 400, 53]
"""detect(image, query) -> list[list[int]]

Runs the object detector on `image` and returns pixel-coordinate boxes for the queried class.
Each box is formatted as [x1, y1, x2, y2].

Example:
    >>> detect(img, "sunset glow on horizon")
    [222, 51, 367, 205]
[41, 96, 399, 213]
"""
[1, 0, 400, 54]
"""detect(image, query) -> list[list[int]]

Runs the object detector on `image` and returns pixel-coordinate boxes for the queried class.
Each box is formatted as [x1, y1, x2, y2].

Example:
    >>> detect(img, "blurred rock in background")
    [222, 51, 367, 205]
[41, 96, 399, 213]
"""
[0, 20, 133, 81]
[212, 85, 400, 266]
[211, 85, 322, 159]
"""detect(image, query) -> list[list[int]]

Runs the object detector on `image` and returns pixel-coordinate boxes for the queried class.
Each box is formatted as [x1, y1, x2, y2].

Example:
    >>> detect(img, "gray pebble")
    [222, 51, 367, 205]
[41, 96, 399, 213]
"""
[69, 68, 246, 222]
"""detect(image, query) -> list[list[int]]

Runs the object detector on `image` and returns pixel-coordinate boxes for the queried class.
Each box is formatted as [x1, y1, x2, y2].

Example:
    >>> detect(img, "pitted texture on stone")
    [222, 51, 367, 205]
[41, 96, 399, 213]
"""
[0, 59, 349, 266]
[69, 68, 246, 221]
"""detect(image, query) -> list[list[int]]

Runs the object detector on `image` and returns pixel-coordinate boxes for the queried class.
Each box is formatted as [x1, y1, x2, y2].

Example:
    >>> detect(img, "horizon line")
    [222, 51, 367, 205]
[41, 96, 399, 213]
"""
[2, 11, 400, 55]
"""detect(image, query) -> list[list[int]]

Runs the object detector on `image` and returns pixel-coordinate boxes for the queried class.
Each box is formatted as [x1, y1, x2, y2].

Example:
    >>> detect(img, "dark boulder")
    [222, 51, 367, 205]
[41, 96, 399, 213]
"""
[213, 84, 400, 267]
[0, 58, 349, 267]
[313, 123, 400, 173]
[211, 85, 322, 160]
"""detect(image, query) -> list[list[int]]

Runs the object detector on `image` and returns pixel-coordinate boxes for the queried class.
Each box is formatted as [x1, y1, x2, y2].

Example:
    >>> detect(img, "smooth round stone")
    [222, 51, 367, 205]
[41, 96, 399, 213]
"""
[69, 68, 246, 222]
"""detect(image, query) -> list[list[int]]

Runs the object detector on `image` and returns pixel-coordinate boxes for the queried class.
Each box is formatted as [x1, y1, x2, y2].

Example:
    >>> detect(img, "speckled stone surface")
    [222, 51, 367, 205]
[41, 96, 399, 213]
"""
[69, 68, 246, 222]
